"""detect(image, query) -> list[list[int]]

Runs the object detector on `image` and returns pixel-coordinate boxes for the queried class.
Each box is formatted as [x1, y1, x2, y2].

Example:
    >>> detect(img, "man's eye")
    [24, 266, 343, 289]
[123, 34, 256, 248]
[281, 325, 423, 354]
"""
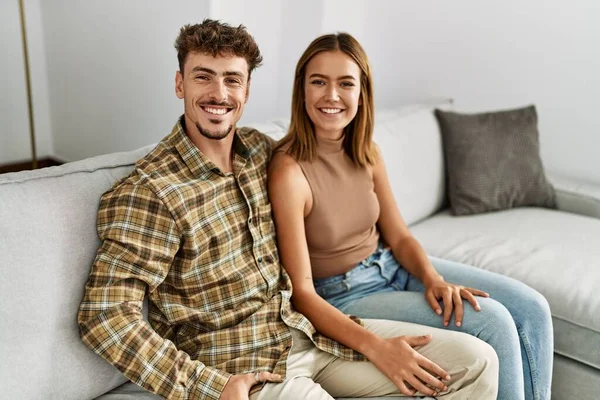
[195, 75, 209, 81]
[226, 79, 241, 85]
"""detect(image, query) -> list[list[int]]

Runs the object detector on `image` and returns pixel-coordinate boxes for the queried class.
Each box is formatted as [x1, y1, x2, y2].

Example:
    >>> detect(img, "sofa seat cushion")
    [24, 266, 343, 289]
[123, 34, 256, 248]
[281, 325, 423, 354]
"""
[96, 382, 426, 400]
[409, 208, 600, 369]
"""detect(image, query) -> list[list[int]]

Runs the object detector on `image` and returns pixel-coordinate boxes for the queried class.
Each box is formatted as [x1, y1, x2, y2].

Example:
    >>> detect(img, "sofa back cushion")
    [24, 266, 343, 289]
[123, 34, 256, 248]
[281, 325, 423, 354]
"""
[373, 100, 452, 226]
[0, 146, 155, 400]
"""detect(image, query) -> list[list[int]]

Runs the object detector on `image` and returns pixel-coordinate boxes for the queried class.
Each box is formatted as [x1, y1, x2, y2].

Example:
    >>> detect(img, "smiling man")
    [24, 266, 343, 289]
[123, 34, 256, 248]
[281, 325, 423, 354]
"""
[77, 20, 498, 400]
[78, 19, 364, 400]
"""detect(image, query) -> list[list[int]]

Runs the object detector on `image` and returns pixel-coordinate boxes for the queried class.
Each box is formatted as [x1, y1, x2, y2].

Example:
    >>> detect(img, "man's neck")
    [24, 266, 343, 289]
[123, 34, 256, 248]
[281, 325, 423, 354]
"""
[184, 123, 236, 174]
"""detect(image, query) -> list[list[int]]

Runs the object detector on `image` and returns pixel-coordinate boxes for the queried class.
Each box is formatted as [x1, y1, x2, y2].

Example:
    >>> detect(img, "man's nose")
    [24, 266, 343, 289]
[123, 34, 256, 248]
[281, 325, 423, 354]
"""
[209, 80, 228, 102]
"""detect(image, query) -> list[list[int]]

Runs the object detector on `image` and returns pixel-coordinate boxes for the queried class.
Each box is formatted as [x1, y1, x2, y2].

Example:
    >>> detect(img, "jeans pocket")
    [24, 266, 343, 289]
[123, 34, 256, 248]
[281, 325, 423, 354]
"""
[375, 249, 398, 281]
[373, 249, 408, 290]
[314, 277, 349, 300]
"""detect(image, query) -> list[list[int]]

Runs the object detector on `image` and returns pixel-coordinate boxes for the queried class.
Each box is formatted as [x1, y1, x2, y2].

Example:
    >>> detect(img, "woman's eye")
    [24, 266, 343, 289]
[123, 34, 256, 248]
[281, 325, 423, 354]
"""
[311, 80, 325, 86]
[341, 81, 355, 87]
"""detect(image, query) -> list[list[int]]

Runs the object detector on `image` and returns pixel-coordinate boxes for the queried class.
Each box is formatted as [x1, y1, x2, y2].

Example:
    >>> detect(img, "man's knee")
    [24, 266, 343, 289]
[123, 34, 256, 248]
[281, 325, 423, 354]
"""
[463, 336, 499, 379]
[457, 336, 500, 397]
[253, 376, 333, 400]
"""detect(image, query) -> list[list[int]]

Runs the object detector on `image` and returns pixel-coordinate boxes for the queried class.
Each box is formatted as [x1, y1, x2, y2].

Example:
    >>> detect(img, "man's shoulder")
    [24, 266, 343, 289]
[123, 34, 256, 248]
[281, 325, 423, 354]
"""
[104, 137, 184, 201]
[238, 126, 276, 152]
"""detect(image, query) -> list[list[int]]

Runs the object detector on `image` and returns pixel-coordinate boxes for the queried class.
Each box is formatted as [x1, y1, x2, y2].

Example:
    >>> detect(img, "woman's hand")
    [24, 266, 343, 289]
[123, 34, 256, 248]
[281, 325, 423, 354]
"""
[365, 334, 450, 397]
[424, 276, 489, 327]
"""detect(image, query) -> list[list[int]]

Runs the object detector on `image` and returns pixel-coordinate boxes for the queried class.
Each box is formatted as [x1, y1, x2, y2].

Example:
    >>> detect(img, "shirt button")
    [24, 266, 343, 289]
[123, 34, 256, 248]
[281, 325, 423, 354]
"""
[248, 217, 252, 225]
[257, 257, 263, 263]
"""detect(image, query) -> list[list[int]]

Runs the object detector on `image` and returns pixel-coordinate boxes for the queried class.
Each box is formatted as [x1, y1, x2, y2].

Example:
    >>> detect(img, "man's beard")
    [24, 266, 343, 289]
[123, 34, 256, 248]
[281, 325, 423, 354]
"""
[194, 100, 235, 140]
[195, 121, 233, 140]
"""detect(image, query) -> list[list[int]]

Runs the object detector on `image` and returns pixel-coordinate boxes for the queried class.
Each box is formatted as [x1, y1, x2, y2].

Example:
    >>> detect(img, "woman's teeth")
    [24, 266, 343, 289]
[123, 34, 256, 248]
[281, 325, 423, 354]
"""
[320, 108, 342, 114]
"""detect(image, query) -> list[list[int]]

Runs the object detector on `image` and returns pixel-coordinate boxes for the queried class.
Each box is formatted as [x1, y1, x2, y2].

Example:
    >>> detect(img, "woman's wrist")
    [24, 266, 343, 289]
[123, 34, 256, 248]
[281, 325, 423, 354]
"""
[422, 272, 444, 288]
[358, 333, 386, 360]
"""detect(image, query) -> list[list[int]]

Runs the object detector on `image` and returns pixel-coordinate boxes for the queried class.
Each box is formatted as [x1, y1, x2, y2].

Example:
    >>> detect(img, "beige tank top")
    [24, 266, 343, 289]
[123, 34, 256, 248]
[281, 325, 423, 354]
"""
[298, 135, 380, 278]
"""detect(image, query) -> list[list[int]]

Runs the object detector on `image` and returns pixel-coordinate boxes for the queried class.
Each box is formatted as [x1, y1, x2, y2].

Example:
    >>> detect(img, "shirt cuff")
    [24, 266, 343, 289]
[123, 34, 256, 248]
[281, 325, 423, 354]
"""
[192, 366, 232, 400]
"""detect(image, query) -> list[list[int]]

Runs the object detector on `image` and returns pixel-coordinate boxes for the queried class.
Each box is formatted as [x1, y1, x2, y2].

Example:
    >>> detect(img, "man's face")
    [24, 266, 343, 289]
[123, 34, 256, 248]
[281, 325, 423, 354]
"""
[176, 52, 250, 140]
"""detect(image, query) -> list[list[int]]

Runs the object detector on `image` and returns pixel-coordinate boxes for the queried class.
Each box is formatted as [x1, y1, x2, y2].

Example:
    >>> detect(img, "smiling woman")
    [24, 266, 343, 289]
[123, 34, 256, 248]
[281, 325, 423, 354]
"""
[268, 31, 554, 400]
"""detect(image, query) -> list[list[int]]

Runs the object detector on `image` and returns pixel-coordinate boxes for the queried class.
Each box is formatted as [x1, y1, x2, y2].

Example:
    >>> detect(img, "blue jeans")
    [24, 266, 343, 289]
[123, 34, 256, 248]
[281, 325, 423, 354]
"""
[313, 245, 553, 400]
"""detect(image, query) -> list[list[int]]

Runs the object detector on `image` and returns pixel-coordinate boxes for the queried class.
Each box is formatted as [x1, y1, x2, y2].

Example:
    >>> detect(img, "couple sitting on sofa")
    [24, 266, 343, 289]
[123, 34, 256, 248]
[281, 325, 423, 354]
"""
[77, 19, 552, 400]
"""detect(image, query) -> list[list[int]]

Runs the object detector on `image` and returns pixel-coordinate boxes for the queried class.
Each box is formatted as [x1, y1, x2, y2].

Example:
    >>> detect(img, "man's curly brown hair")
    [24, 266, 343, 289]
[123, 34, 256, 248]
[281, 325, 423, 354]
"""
[175, 19, 263, 78]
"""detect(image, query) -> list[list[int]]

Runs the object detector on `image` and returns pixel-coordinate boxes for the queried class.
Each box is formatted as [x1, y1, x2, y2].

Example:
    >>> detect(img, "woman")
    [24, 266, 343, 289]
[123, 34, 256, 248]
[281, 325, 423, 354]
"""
[268, 32, 553, 400]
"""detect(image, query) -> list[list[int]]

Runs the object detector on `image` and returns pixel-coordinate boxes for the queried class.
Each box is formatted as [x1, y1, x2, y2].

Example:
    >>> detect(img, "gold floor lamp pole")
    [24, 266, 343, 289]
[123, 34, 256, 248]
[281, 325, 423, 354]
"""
[18, 0, 38, 169]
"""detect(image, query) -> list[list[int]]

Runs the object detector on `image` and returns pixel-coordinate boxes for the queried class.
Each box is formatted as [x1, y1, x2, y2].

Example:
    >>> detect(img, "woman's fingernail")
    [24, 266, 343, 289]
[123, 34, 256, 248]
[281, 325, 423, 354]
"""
[456, 321, 461, 327]
[436, 309, 442, 315]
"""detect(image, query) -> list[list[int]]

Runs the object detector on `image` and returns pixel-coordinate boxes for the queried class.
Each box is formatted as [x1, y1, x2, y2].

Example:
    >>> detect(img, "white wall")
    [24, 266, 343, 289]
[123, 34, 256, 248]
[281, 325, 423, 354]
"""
[25, 0, 54, 160]
[212, 0, 370, 125]
[0, 0, 31, 164]
[209, 0, 287, 124]
[41, 0, 211, 162]
[0, 0, 52, 164]
[36, 1, 600, 184]
[361, 0, 600, 183]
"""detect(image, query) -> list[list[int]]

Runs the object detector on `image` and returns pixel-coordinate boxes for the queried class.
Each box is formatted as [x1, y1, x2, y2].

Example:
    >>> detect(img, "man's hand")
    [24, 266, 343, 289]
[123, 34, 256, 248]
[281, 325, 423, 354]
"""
[220, 371, 282, 400]
[424, 276, 489, 327]
[365, 334, 450, 397]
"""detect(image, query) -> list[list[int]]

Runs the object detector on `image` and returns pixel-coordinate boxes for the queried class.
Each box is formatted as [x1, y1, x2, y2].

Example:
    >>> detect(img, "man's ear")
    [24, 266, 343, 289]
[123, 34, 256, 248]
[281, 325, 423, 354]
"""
[245, 77, 251, 103]
[175, 70, 184, 99]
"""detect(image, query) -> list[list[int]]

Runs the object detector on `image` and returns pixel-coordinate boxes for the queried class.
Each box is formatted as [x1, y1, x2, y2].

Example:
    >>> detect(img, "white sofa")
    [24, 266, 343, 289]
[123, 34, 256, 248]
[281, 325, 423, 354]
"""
[1, 102, 599, 399]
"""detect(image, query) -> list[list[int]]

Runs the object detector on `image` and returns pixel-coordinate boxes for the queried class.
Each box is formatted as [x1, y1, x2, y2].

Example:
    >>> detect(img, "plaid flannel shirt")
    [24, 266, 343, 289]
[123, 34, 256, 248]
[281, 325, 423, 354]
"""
[78, 117, 364, 400]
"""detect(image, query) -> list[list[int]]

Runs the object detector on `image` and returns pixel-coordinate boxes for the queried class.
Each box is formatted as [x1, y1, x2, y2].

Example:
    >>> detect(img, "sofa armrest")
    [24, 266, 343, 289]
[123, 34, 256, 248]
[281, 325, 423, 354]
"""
[548, 173, 600, 219]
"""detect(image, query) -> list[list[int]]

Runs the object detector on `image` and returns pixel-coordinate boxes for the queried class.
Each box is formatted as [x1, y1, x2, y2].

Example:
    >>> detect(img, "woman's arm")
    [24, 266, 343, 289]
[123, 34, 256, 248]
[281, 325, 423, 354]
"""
[372, 145, 488, 327]
[267, 152, 449, 397]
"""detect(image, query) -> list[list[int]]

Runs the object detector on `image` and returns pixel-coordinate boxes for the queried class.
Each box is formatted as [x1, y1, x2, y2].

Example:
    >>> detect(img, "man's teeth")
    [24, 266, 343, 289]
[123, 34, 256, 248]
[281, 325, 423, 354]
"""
[321, 108, 342, 114]
[204, 107, 228, 115]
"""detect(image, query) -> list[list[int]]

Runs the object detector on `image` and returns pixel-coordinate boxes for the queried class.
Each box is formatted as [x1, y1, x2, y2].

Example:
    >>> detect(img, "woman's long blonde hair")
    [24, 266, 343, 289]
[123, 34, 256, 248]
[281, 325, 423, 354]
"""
[275, 33, 377, 167]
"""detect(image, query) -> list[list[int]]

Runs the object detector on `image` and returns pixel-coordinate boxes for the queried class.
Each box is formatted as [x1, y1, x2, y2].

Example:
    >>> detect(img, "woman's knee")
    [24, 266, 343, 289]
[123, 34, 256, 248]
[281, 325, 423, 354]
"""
[524, 287, 551, 317]
[468, 298, 518, 336]
[504, 285, 552, 330]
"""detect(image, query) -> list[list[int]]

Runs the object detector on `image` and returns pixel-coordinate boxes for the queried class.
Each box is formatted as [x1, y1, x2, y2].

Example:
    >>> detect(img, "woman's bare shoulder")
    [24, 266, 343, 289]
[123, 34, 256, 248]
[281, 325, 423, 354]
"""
[269, 150, 304, 183]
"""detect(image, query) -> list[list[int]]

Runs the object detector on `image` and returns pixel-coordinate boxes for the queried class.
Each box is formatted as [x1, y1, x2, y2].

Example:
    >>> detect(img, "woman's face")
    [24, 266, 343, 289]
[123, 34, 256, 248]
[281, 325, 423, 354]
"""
[303, 50, 362, 139]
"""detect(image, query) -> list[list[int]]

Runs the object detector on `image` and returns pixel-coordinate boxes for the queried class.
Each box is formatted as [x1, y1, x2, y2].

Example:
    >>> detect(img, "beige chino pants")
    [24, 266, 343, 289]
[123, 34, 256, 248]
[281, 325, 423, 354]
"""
[251, 319, 498, 400]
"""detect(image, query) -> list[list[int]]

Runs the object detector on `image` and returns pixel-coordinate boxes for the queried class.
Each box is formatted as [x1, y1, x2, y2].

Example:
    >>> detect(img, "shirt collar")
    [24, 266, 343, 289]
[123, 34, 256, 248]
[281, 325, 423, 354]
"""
[169, 115, 251, 177]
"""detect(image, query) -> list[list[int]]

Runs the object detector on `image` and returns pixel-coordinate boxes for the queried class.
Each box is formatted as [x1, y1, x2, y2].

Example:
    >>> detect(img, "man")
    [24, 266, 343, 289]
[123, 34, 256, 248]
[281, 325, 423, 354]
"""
[78, 19, 498, 400]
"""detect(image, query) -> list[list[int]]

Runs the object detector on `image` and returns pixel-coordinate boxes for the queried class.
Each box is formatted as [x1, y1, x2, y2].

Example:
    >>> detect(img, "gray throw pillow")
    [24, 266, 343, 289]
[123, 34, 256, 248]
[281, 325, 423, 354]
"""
[435, 105, 556, 215]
